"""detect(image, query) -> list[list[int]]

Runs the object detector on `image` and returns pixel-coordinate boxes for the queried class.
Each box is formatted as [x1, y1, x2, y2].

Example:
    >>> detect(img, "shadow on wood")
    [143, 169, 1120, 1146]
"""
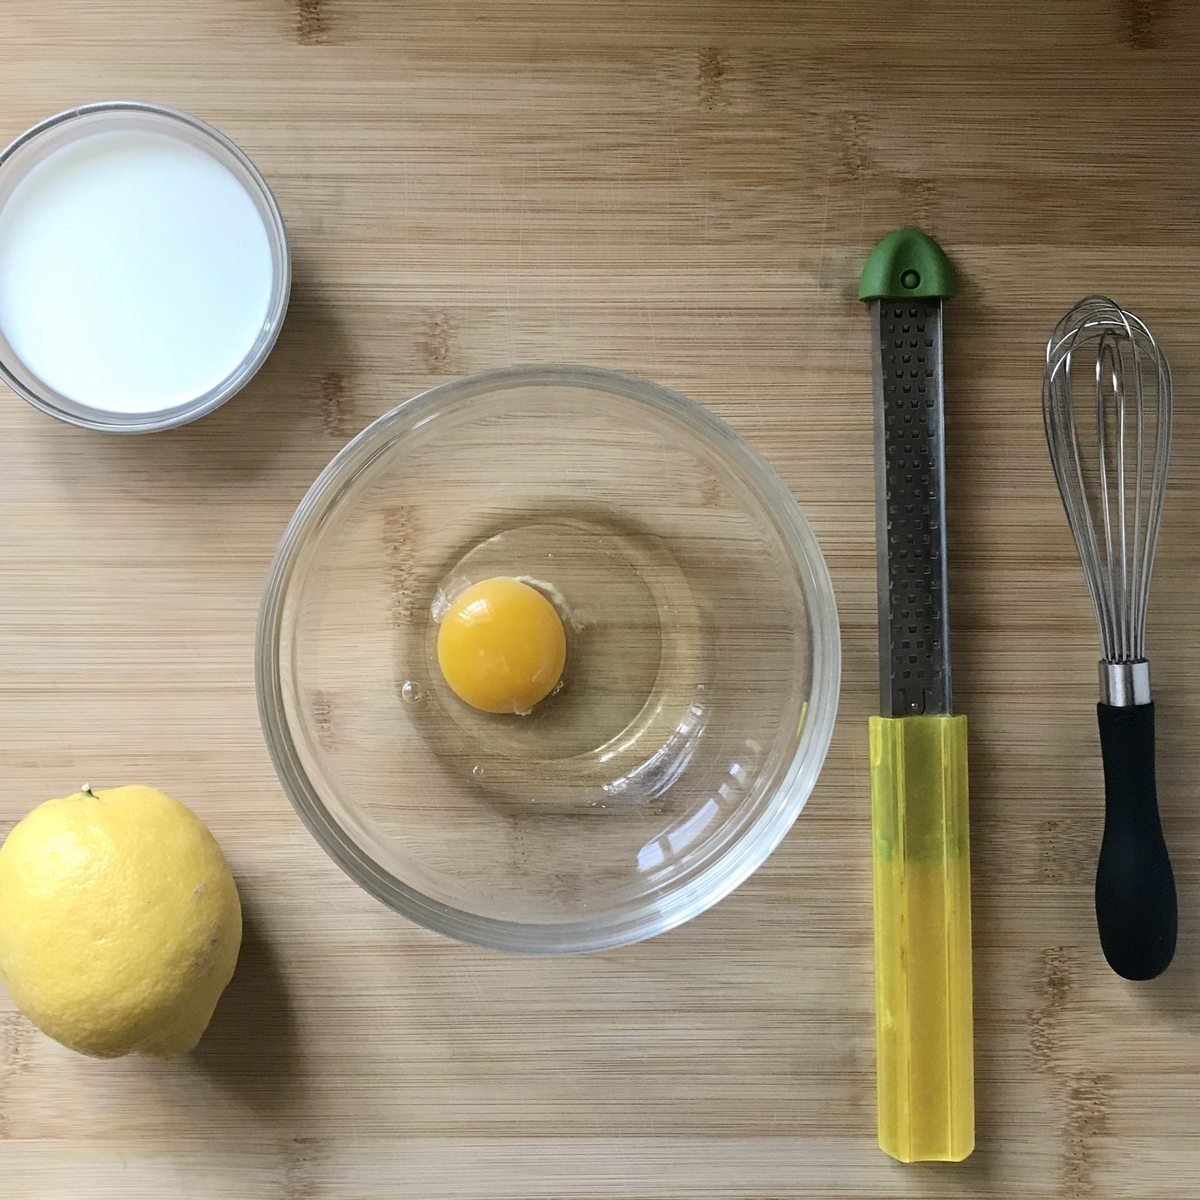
[193, 898, 302, 1115]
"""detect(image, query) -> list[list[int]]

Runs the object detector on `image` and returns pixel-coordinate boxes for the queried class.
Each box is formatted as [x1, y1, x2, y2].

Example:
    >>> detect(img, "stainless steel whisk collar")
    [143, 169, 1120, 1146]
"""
[1043, 296, 1172, 706]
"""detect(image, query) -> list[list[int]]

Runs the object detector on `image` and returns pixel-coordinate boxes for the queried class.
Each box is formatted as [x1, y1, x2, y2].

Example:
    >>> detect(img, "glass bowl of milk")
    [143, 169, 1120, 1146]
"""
[0, 101, 290, 432]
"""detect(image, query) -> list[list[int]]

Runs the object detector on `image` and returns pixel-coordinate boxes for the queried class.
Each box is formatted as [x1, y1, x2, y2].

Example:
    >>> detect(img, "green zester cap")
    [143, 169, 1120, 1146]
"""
[858, 228, 956, 302]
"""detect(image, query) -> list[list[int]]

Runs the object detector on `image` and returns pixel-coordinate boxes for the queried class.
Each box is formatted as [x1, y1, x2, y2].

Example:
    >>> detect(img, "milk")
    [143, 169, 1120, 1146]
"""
[0, 128, 274, 415]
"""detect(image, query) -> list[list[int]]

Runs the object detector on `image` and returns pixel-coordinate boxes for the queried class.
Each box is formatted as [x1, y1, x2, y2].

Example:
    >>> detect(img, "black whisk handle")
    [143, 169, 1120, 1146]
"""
[1095, 702, 1177, 980]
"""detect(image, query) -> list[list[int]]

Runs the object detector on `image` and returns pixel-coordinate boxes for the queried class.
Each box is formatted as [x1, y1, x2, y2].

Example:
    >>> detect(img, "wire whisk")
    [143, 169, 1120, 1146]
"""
[1043, 296, 1172, 670]
[1041, 294, 1176, 981]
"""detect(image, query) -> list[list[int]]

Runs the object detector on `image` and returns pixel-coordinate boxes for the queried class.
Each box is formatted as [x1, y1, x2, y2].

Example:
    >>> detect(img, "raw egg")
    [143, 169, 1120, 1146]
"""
[436, 577, 566, 714]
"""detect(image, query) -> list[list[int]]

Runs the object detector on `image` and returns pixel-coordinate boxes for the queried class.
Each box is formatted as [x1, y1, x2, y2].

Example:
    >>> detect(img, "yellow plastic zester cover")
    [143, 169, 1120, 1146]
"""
[870, 714, 974, 1163]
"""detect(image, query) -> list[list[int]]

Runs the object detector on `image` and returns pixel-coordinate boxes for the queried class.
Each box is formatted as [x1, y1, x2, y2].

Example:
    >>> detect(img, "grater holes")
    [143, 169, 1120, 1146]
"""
[877, 298, 946, 711]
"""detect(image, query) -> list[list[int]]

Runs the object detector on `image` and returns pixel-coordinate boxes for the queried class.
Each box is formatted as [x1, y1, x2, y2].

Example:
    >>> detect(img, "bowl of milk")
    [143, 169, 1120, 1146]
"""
[0, 101, 290, 432]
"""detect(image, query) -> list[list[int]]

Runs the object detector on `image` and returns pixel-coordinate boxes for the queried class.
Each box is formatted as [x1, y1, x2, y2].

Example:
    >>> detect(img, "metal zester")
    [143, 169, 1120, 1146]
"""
[859, 229, 974, 1163]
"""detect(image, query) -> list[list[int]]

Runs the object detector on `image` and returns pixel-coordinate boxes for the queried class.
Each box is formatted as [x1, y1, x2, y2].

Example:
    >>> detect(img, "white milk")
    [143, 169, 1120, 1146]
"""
[0, 128, 274, 414]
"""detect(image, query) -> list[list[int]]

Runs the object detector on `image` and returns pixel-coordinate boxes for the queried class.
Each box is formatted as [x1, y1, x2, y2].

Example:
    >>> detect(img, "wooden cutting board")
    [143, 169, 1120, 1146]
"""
[3, 2, 1199, 1196]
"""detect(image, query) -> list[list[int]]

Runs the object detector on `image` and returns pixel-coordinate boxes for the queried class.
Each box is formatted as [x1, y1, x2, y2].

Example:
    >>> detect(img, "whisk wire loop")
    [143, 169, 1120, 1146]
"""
[1043, 296, 1171, 667]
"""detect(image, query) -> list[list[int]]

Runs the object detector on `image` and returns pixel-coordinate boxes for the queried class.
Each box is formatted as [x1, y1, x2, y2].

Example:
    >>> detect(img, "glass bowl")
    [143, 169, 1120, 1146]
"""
[257, 366, 839, 953]
[0, 101, 290, 432]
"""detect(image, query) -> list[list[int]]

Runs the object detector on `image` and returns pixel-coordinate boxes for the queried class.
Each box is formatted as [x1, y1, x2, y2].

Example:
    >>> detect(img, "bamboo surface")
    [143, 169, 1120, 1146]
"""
[3, 2, 1200, 1197]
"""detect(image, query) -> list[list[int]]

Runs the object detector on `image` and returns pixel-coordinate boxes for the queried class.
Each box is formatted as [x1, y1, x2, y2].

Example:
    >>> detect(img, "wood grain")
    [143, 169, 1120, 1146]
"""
[3, 1, 1200, 1196]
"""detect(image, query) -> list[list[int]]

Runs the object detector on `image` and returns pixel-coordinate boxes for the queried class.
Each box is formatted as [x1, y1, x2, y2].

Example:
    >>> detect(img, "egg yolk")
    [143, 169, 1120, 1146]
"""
[436, 577, 566, 714]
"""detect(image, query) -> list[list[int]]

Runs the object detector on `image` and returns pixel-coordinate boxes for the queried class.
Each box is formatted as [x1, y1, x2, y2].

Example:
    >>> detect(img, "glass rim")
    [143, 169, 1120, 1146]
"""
[256, 364, 841, 953]
[0, 99, 292, 434]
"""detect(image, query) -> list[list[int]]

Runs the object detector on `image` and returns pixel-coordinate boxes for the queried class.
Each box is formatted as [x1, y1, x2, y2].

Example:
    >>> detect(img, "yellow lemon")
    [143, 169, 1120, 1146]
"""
[0, 785, 242, 1058]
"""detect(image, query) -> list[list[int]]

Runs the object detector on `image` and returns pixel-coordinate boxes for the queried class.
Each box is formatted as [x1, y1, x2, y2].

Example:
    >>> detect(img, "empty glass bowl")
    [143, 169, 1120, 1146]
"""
[257, 366, 839, 952]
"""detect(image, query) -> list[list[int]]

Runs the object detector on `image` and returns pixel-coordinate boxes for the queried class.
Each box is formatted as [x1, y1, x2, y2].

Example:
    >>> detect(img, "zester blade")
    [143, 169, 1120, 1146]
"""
[871, 297, 952, 718]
